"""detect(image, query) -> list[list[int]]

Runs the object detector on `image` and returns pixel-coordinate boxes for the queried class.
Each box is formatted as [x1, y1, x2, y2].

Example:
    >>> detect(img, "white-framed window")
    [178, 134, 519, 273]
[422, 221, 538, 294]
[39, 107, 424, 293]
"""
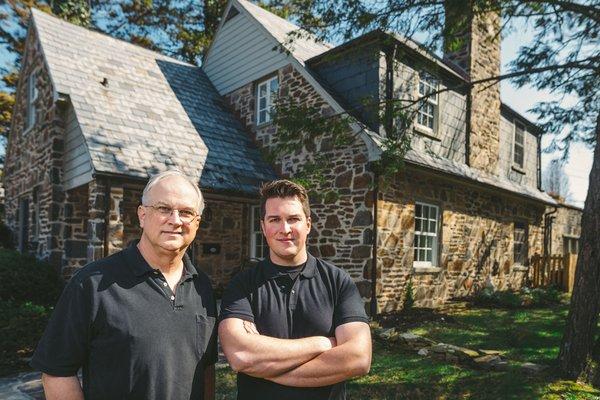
[250, 205, 268, 259]
[413, 202, 439, 267]
[415, 71, 438, 133]
[514, 221, 528, 265]
[256, 76, 278, 125]
[25, 71, 39, 132]
[513, 121, 525, 169]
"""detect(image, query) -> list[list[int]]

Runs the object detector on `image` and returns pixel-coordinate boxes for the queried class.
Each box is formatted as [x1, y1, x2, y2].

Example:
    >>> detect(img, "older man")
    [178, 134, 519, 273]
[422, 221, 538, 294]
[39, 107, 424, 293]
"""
[219, 179, 371, 400]
[31, 170, 217, 400]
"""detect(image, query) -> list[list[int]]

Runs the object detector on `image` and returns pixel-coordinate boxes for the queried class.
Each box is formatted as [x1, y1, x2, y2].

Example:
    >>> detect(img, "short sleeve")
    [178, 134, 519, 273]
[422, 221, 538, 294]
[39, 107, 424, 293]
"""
[30, 275, 92, 376]
[333, 272, 369, 328]
[219, 272, 255, 323]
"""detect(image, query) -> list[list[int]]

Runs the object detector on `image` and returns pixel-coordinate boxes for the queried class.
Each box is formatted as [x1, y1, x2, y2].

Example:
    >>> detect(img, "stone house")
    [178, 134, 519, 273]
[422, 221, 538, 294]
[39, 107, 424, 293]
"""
[4, 0, 581, 311]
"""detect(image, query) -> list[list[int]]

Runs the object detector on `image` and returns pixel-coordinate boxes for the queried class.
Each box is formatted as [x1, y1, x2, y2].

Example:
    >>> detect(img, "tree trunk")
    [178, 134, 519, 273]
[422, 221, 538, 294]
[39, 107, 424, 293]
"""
[558, 114, 600, 380]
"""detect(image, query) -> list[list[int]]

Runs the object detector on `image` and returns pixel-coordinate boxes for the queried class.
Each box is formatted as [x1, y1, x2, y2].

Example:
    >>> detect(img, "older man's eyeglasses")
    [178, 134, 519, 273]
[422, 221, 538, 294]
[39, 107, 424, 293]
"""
[144, 205, 198, 223]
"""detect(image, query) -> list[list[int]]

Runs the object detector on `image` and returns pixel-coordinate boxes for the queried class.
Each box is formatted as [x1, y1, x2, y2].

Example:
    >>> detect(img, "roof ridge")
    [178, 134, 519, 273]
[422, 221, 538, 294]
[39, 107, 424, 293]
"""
[30, 8, 198, 68]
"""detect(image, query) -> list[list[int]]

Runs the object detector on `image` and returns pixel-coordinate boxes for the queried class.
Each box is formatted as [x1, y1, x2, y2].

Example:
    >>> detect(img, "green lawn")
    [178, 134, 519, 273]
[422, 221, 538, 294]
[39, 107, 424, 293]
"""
[3, 294, 599, 399]
[409, 303, 569, 364]
[216, 301, 600, 400]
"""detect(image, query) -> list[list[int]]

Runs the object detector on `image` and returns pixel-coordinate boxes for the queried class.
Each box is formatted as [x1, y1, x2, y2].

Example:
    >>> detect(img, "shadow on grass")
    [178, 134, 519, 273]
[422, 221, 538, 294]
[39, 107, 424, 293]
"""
[347, 343, 599, 400]
[408, 304, 570, 364]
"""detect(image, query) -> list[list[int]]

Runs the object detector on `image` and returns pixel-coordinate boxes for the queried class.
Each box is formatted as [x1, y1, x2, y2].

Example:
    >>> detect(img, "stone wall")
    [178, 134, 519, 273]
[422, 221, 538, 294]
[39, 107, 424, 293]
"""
[226, 64, 375, 307]
[377, 166, 545, 311]
[62, 185, 89, 277]
[193, 199, 249, 292]
[550, 204, 582, 255]
[3, 26, 65, 266]
[443, 4, 501, 174]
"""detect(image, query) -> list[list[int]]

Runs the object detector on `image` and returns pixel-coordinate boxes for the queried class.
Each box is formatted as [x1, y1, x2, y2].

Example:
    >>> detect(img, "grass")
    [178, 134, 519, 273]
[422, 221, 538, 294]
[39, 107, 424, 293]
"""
[409, 302, 569, 364]
[215, 342, 599, 400]
[2, 284, 599, 399]
[216, 300, 600, 399]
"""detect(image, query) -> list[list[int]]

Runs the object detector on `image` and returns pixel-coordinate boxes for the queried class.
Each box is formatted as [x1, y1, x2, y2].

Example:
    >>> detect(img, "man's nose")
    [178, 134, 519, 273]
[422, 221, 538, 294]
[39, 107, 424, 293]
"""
[168, 210, 183, 224]
[281, 221, 292, 233]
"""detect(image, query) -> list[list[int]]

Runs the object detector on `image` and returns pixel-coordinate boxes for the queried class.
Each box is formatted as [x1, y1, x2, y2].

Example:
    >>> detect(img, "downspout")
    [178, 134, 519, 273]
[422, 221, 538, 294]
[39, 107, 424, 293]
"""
[103, 180, 111, 257]
[465, 90, 472, 166]
[370, 171, 379, 318]
[537, 133, 542, 190]
[543, 206, 558, 257]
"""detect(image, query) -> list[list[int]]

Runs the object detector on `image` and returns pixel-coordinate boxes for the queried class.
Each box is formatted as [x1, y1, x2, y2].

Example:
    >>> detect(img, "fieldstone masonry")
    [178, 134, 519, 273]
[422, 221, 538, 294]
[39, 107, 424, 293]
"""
[226, 64, 376, 308]
[4, 26, 66, 267]
[444, 5, 502, 174]
[377, 167, 544, 310]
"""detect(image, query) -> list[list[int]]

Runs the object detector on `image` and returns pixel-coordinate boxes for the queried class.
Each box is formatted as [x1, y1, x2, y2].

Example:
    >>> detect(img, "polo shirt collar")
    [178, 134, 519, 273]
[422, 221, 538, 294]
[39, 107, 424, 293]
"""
[124, 240, 198, 278]
[262, 252, 317, 280]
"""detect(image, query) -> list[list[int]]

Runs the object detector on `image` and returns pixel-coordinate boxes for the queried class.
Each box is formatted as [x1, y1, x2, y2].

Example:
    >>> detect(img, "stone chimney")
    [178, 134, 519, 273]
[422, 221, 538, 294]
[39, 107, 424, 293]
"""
[444, 1, 501, 174]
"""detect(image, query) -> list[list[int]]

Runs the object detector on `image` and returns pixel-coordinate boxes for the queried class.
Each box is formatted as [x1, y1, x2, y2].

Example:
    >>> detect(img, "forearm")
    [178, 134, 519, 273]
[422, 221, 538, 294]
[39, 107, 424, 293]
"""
[42, 374, 84, 400]
[219, 319, 333, 378]
[268, 322, 372, 387]
[267, 341, 371, 387]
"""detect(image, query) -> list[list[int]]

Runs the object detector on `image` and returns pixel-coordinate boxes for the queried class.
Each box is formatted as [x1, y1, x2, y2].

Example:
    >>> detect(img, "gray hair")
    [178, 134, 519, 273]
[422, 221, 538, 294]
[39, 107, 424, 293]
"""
[141, 170, 205, 214]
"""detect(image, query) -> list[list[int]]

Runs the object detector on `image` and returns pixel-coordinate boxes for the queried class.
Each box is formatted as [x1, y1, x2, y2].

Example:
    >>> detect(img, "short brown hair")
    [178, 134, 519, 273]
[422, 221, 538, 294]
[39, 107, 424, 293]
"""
[259, 180, 310, 220]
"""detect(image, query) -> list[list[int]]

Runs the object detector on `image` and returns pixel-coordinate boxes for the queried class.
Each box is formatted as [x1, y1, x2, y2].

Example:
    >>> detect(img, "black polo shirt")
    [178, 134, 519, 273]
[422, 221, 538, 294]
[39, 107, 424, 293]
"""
[31, 243, 217, 400]
[220, 254, 369, 400]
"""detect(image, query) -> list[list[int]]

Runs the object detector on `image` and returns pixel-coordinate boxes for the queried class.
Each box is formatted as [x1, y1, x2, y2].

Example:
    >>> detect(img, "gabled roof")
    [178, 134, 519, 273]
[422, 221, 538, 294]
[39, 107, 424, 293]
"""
[226, 2, 556, 205]
[229, 0, 332, 64]
[31, 9, 276, 194]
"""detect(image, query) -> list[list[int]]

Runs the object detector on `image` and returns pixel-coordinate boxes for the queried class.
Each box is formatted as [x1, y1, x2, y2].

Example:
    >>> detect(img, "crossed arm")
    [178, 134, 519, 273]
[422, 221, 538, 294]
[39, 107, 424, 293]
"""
[218, 318, 371, 387]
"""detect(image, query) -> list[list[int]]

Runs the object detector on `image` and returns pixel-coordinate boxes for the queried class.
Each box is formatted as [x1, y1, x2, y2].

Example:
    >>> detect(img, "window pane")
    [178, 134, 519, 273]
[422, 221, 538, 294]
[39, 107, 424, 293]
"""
[414, 247, 419, 260]
[270, 78, 278, 93]
[259, 83, 267, 96]
[419, 249, 425, 261]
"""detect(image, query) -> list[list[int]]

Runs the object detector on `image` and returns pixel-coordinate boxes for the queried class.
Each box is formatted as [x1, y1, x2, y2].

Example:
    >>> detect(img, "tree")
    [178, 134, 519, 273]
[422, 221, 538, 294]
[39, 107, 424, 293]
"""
[543, 159, 571, 201]
[276, 0, 599, 383]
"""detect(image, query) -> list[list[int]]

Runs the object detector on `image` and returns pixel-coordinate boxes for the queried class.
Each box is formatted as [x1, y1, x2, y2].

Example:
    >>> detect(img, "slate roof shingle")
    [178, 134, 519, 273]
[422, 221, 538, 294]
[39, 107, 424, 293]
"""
[32, 8, 276, 194]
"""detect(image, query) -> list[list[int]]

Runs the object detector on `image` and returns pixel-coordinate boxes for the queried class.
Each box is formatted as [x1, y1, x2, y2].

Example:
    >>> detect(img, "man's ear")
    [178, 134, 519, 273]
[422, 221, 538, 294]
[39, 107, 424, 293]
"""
[306, 216, 311, 231]
[137, 205, 146, 228]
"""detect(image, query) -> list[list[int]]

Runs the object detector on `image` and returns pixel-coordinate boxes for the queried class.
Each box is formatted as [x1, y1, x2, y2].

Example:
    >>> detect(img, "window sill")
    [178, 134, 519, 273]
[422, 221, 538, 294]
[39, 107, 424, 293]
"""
[256, 120, 274, 128]
[511, 165, 526, 175]
[414, 125, 441, 141]
[412, 266, 442, 274]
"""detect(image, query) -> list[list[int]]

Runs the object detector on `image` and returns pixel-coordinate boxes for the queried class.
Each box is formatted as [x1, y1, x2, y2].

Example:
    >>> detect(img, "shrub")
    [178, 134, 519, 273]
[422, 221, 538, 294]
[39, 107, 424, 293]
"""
[403, 278, 415, 311]
[0, 223, 14, 250]
[0, 249, 64, 306]
[472, 286, 564, 309]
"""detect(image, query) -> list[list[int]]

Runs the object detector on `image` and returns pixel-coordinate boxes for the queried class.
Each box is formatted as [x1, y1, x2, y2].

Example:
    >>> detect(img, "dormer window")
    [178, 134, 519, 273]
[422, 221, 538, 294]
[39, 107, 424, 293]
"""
[25, 71, 39, 132]
[257, 76, 278, 125]
[415, 71, 438, 134]
[513, 121, 525, 169]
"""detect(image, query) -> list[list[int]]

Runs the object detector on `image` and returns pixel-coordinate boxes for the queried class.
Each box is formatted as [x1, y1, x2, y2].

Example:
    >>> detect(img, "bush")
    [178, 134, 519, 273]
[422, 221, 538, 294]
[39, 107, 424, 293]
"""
[403, 278, 415, 311]
[0, 249, 64, 306]
[0, 223, 14, 249]
[0, 300, 52, 376]
[472, 286, 564, 309]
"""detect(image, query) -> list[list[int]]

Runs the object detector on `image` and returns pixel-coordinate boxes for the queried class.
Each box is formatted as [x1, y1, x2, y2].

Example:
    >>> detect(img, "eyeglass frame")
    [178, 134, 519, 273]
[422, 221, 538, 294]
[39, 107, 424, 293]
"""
[142, 204, 200, 223]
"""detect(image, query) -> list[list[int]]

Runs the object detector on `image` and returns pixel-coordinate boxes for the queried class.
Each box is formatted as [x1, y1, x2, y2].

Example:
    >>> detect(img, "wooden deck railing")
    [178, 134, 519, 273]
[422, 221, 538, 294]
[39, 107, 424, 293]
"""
[530, 254, 578, 292]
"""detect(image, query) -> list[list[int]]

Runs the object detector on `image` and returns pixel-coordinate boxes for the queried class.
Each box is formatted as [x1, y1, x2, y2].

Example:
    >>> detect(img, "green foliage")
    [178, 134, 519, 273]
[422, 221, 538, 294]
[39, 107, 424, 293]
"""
[472, 287, 564, 309]
[402, 278, 415, 311]
[0, 249, 64, 306]
[0, 223, 14, 249]
[0, 300, 52, 376]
